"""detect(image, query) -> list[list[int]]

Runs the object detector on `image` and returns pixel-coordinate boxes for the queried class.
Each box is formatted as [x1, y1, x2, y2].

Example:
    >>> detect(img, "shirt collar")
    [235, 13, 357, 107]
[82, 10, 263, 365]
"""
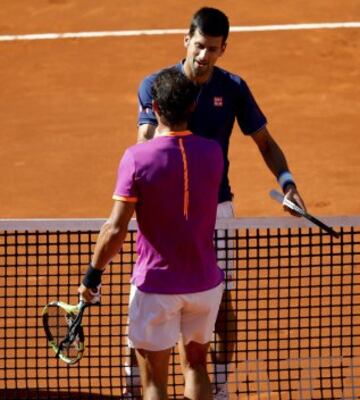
[160, 130, 193, 137]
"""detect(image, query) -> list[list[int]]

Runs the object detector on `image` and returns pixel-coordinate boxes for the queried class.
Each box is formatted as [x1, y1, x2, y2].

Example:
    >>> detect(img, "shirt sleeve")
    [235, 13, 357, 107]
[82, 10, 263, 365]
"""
[137, 75, 158, 127]
[112, 149, 138, 202]
[235, 79, 267, 135]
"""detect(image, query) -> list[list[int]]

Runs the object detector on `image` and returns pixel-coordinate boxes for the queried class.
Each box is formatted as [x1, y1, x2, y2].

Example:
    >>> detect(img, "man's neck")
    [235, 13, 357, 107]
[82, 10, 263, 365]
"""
[156, 121, 188, 136]
[183, 60, 213, 85]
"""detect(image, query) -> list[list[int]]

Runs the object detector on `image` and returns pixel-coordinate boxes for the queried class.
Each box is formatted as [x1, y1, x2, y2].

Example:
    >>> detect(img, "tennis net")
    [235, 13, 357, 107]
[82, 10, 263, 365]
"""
[0, 217, 360, 400]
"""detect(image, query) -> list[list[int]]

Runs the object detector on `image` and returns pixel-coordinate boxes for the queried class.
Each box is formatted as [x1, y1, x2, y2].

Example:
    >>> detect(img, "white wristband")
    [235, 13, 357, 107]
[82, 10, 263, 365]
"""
[277, 171, 295, 191]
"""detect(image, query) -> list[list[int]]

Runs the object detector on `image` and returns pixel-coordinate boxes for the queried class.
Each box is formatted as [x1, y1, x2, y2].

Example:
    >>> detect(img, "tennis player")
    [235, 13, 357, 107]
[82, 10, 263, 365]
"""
[132, 7, 306, 400]
[79, 67, 225, 400]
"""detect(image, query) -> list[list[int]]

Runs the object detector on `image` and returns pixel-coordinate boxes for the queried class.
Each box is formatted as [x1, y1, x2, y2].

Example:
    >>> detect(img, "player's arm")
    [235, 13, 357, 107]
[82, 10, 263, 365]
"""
[137, 123, 156, 143]
[251, 126, 306, 213]
[91, 200, 135, 269]
[79, 200, 135, 302]
[137, 74, 158, 143]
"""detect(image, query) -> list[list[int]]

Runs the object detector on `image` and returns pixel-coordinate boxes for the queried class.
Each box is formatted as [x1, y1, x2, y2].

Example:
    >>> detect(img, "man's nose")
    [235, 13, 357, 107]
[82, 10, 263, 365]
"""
[198, 48, 209, 61]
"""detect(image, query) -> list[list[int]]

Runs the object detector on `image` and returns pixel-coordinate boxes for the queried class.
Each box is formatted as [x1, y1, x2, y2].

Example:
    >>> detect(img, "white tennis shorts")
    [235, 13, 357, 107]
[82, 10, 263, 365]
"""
[127, 282, 224, 351]
[216, 201, 235, 289]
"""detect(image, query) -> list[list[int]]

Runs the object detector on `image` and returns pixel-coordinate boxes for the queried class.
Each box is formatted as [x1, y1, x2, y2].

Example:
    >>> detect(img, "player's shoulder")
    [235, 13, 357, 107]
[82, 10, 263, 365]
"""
[126, 137, 165, 158]
[212, 67, 254, 99]
[191, 135, 223, 154]
[213, 66, 245, 86]
[140, 71, 158, 88]
[126, 140, 151, 154]
[119, 142, 148, 169]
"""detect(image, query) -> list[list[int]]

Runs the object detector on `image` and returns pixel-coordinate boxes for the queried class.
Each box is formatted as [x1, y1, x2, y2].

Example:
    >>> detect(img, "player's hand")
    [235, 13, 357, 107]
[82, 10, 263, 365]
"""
[283, 186, 306, 217]
[78, 283, 101, 305]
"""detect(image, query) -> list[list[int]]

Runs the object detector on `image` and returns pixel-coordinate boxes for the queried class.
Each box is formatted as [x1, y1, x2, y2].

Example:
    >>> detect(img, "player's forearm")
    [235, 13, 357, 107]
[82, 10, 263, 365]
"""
[251, 127, 290, 179]
[259, 137, 290, 179]
[90, 201, 135, 271]
[80, 202, 134, 298]
[80, 222, 126, 295]
[137, 123, 156, 142]
[253, 128, 305, 212]
[263, 145, 306, 212]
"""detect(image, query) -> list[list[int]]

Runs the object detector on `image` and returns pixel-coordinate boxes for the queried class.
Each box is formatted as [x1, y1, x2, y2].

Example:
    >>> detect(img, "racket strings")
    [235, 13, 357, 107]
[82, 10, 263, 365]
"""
[47, 306, 73, 341]
[47, 305, 82, 360]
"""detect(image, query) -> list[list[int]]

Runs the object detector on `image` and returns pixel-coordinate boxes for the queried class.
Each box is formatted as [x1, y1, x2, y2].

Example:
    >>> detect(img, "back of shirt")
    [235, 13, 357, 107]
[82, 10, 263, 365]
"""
[137, 64, 267, 203]
[113, 131, 224, 294]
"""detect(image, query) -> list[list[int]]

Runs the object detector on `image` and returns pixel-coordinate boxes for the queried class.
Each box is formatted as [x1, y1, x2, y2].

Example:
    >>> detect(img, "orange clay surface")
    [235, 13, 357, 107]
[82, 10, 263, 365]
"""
[0, 0, 359, 219]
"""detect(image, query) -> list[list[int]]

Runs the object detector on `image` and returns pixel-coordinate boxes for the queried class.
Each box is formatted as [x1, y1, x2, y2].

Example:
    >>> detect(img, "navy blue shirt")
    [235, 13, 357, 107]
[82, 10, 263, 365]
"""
[138, 62, 267, 203]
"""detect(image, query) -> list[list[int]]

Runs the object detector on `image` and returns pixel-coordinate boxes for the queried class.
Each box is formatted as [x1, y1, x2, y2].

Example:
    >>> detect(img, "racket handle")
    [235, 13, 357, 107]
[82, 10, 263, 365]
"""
[269, 189, 285, 205]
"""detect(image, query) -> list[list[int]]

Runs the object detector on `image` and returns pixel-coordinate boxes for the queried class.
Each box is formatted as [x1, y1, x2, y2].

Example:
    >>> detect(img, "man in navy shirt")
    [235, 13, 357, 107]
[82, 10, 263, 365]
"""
[138, 59, 268, 206]
[125, 7, 306, 400]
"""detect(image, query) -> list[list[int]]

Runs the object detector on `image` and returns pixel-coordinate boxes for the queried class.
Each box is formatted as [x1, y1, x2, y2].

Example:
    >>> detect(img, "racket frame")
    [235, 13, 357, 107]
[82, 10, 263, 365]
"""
[42, 300, 87, 365]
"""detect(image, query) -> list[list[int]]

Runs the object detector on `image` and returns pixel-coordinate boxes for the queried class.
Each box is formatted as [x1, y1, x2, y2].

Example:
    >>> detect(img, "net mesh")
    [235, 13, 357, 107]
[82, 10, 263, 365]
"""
[0, 217, 360, 400]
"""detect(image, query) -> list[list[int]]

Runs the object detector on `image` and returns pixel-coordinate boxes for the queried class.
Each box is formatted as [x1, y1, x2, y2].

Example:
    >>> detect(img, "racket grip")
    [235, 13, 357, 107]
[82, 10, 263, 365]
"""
[269, 189, 284, 205]
[80, 285, 101, 305]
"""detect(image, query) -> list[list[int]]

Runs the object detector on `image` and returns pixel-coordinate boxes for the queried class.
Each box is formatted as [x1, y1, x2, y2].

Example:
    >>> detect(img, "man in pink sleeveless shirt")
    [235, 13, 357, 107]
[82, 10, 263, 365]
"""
[79, 68, 224, 400]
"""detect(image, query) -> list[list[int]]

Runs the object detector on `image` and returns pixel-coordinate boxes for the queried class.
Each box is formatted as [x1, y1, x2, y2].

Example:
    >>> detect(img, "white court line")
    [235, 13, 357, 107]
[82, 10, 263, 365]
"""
[0, 22, 360, 42]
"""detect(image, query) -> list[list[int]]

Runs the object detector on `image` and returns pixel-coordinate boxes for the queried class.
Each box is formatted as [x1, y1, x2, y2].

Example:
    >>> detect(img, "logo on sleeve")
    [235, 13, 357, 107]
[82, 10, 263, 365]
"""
[139, 105, 153, 114]
[213, 97, 223, 107]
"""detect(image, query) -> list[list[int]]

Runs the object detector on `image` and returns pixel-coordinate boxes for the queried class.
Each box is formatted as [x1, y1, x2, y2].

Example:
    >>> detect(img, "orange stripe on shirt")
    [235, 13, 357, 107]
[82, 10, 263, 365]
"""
[178, 138, 189, 220]
[112, 195, 138, 202]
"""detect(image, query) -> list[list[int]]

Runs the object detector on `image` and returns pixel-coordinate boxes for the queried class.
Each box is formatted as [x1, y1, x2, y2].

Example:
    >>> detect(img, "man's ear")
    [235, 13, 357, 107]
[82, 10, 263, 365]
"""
[184, 34, 190, 48]
[152, 99, 160, 115]
[219, 41, 227, 57]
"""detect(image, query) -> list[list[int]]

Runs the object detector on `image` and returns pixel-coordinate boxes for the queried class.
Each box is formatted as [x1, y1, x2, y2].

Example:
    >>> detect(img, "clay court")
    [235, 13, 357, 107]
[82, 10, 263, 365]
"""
[0, 1, 360, 400]
[0, 0, 359, 219]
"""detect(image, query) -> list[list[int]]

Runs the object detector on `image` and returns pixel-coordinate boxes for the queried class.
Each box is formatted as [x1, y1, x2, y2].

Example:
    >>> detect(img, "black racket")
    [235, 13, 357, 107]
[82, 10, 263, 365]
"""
[42, 300, 87, 365]
[270, 189, 340, 238]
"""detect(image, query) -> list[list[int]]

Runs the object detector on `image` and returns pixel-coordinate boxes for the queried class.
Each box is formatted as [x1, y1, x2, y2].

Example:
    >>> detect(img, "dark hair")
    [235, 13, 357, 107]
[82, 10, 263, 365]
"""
[189, 7, 229, 42]
[151, 67, 197, 126]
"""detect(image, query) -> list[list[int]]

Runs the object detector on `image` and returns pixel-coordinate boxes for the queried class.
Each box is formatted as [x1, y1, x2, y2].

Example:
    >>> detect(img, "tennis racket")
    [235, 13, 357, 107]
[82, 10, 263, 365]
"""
[270, 189, 340, 239]
[42, 300, 87, 365]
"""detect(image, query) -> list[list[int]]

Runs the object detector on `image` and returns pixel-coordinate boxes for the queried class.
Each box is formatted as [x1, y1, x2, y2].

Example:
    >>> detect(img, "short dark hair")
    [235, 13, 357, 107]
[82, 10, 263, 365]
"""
[151, 67, 197, 126]
[189, 7, 229, 42]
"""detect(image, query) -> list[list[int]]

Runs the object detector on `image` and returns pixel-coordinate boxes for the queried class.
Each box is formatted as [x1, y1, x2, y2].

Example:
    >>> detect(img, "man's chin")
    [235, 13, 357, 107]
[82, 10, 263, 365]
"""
[193, 66, 208, 77]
